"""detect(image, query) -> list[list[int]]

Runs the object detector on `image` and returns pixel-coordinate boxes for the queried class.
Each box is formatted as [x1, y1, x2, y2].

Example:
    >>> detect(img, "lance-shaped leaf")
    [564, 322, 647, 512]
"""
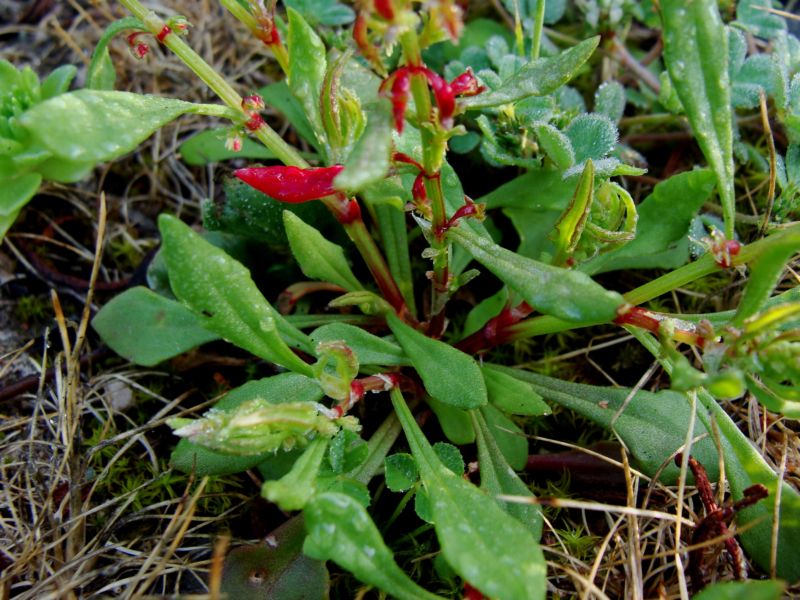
[284, 211, 362, 291]
[386, 313, 487, 409]
[17, 91, 203, 163]
[392, 390, 546, 600]
[551, 159, 595, 266]
[731, 226, 800, 326]
[481, 365, 550, 416]
[91, 286, 220, 366]
[288, 8, 327, 148]
[489, 365, 720, 484]
[472, 409, 542, 538]
[461, 36, 599, 109]
[262, 438, 328, 511]
[0, 173, 41, 239]
[303, 492, 445, 600]
[159, 214, 314, 374]
[661, 0, 736, 238]
[334, 99, 393, 193]
[448, 225, 624, 324]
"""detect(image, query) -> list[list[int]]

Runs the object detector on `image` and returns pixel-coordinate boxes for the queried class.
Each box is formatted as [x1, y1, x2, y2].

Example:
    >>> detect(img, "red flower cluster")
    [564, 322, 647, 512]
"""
[380, 67, 484, 132]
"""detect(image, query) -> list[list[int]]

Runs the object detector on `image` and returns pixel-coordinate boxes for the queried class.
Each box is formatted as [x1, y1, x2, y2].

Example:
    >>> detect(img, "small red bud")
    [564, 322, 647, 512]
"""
[450, 68, 484, 96]
[242, 95, 266, 111]
[156, 25, 172, 43]
[234, 165, 345, 203]
[373, 0, 395, 20]
[244, 113, 265, 131]
[126, 33, 150, 59]
[389, 71, 411, 133]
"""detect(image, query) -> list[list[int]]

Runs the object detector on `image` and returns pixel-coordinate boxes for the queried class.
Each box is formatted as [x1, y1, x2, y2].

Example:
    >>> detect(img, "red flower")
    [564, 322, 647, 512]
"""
[234, 165, 344, 203]
[380, 66, 484, 132]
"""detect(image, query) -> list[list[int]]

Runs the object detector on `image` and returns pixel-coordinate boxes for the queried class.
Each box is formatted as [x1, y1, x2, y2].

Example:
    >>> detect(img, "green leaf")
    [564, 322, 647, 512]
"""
[328, 429, 368, 474]
[288, 8, 327, 149]
[283, 211, 363, 291]
[564, 114, 618, 163]
[481, 365, 550, 416]
[448, 225, 624, 323]
[303, 492, 445, 600]
[221, 516, 329, 600]
[661, 0, 735, 238]
[85, 17, 144, 91]
[532, 122, 574, 169]
[91, 286, 220, 366]
[551, 158, 595, 265]
[334, 100, 393, 193]
[0, 173, 41, 239]
[581, 169, 716, 274]
[386, 313, 488, 409]
[480, 405, 528, 470]
[18, 90, 199, 163]
[461, 36, 599, 109]
[427, 396, 476, 445]
[392, 390, 546, 600]
[735, 0, 786, 40]
[594, 80, 626, 123]
[373, 203, 416, 314]
[433, 442, 465, 475]
[86, 48, 116, 91]
[731, 227, 800, 326]
[283, 0, 355, 26]
[40, 65, 76, 99]
[472, 410, 542, 537]
[491, 366, 720, 484]
[170, 374, 324, 476]
[461, 287, 508, 339]
[179, 127, 278, 165]
[692, 580, 785, 600]
[310, 323, 409, 366]
[261, 81, 323, 152]
[262, 438, 328, 510]
[158, 214, 314, 374]
[384, 453, 419, 492]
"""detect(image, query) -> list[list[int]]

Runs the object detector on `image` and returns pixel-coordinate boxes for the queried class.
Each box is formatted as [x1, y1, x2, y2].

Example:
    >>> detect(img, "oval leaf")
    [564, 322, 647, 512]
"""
[18, 90, 198, 163]
[386, 313, 487, 409]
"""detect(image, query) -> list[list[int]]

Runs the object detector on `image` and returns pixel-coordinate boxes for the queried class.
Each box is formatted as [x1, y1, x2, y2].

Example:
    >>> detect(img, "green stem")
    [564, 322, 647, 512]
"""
[118, 0, 408, 318]
[218, 0, 289, 74]
[346, 217, 411, 320]
[399, 29, 450, 323]
[531, 0, 546, 60]
[117, 0, 306, 167]
[504, 222, 800, 342]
